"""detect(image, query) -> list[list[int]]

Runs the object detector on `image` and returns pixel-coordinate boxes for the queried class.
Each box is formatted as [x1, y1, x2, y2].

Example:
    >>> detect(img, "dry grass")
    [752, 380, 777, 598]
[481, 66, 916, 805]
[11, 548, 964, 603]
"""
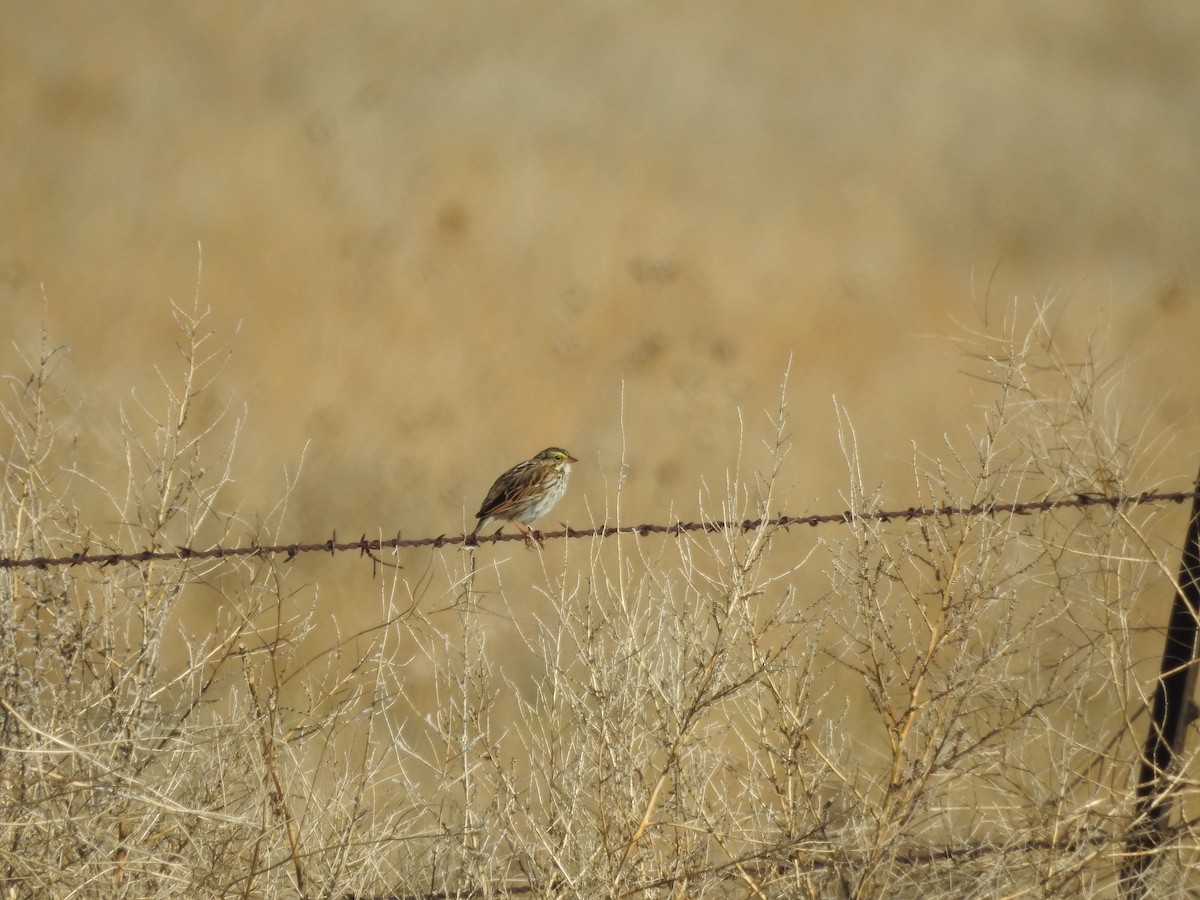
[0, 301, 1197, 898]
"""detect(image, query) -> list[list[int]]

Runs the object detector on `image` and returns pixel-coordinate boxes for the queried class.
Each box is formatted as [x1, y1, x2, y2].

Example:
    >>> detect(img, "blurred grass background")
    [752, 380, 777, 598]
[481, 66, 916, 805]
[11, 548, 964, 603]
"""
[2, 1, 1198, 605]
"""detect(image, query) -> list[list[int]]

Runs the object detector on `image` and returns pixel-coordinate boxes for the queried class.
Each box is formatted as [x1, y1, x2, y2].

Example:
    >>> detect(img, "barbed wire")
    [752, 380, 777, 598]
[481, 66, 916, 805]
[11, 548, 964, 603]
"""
[0, 487, 1194, 571]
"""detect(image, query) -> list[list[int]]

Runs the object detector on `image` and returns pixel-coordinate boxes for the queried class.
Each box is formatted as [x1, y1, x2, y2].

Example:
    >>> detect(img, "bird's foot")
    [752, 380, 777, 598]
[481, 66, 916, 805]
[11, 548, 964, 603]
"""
[515, 523, 544, 549]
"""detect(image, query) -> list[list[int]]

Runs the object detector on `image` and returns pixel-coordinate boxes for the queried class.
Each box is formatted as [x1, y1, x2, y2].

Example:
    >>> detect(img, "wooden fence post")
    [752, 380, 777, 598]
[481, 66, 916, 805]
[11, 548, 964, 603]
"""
[1121, 470, 1200, 895]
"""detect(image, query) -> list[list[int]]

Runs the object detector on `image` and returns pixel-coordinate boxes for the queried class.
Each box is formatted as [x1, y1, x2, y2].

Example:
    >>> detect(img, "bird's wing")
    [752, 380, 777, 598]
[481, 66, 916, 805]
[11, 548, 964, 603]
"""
[474, 459, 536, 519]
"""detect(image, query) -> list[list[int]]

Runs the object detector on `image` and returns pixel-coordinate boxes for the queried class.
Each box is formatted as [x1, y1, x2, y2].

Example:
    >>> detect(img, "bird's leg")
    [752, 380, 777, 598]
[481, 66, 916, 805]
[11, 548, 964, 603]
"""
[513, 521, 542, 548]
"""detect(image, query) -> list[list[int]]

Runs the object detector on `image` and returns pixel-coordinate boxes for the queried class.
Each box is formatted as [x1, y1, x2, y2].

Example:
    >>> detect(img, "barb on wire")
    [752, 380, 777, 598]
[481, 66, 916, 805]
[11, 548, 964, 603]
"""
[0, 488, 1194, 572]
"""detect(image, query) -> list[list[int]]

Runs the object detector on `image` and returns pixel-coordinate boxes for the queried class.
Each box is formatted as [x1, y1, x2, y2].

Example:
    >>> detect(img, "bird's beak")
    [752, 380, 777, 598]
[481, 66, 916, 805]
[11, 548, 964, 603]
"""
[567, 454, 578, 464]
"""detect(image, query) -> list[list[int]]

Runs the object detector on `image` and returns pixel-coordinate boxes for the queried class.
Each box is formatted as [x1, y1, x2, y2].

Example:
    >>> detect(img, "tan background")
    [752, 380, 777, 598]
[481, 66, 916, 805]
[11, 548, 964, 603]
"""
[3, 1, 1199, 561]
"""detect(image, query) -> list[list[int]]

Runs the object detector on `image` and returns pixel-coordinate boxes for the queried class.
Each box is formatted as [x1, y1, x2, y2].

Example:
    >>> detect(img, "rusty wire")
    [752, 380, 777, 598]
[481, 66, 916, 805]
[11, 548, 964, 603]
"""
[0, 487, 1193, 572]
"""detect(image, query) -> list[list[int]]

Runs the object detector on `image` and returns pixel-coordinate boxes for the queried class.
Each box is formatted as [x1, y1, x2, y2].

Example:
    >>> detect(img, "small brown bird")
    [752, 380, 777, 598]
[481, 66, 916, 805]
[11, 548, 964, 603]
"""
[470, 447, 577, 545]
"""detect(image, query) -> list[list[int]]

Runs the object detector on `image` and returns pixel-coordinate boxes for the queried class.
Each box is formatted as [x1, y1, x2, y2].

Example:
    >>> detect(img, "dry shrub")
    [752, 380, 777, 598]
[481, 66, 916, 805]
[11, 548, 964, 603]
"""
[0, 300, 1195, 898]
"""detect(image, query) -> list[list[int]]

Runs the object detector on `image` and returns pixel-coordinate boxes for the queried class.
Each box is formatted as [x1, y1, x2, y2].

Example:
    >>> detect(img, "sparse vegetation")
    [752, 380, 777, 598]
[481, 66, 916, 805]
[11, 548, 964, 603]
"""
[0, 302, 1196, 898]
